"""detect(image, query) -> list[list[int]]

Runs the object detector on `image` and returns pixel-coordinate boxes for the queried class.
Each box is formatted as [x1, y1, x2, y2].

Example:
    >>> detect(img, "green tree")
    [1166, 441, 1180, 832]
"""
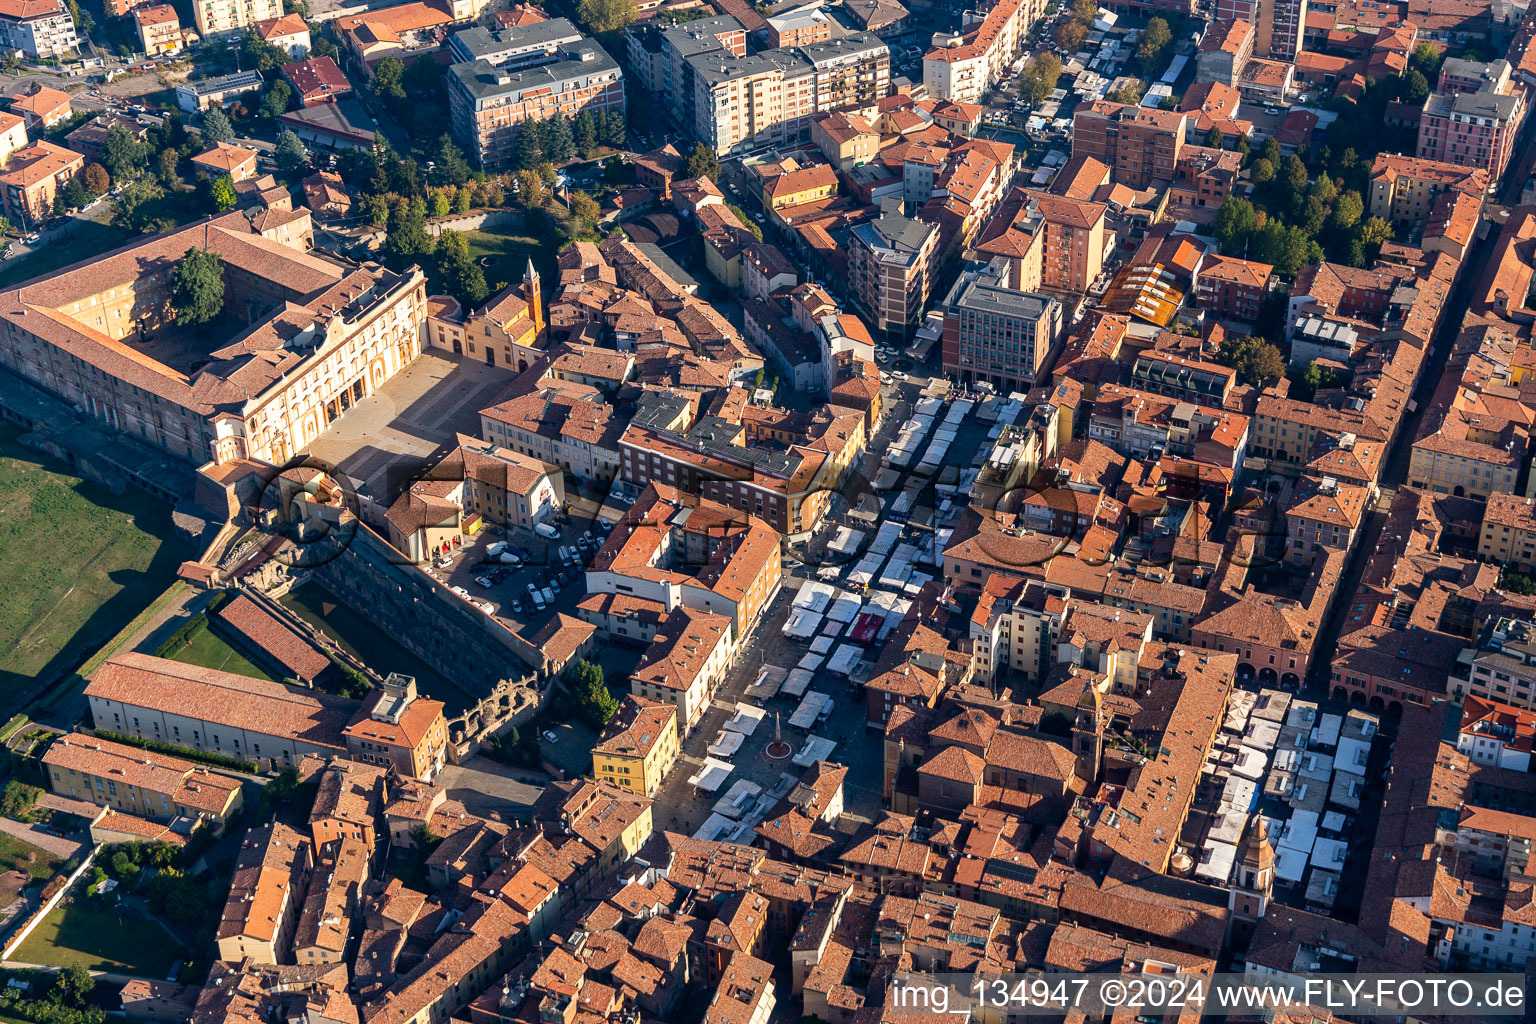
[207, 174, 237, 213]
[66, 0, 92, 37]
[202, 108, 236, 144]
[1214, 196, 1258, 254]
[1217, 334, 1285, 385]
[383, 197, 434, 267]
[684, 140, 721, 181]
[1329, 190, 1364, 232]
[103, 123, 149, 181]
[260, 80, 293, 120]
[241, 29, 289, 73]
[428, 188, 451, 217]
[1356, 215, 1394, 254]
[1404, 69, 1430, 103]
[576, 0, 637, 33]
[52, 964, 94, 1008]
[82, 162, 110, 196]
[274, 129, 308, 172]
[113, 179, 170, 234]
[515, 123, 544, 171]
[1056, 18, 1089, 51]
[571, 190, 600, 229]
[515, 168, 545, 206]
[58, 176, 89, 211]
[359, 191, 390, 226]
[451, 185, 473, 214]
[566, 658, 619, 727]
[1250, 157, 1274, 184]
[543, 115, 575, 164]
[1136, 16, 1172, 74]
[574, 109, 599, 155]
[431, 134, 471, 186]
[479, 179, 505, 207]
[1070, 0, 1097, 22]
[1261, 135, 1282, 167]
[1410, 40, 1440, 76]
[435, 228, 489, 305]
[1019, 51, 1063, 106]
[1205, 126, 1224, 149]
[599, 109, 625, 148]
[171, 247, 225, 326]
[371, 56, 407, 100]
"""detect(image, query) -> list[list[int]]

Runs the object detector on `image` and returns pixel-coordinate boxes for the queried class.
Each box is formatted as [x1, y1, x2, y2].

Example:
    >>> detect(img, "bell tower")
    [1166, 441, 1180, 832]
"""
[1230, 813, 1275, 921]
[523, 257, 543, 335]
[1071, 680, 1105, 788]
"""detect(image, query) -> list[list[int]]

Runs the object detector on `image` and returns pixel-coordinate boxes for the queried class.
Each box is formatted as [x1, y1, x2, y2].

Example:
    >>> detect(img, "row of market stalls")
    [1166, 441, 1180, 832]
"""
[1181, 688, 1380, 914]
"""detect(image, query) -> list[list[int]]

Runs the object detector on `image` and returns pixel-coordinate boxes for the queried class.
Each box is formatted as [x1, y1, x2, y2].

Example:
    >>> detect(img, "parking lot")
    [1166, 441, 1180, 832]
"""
[427, 508, 614, 636]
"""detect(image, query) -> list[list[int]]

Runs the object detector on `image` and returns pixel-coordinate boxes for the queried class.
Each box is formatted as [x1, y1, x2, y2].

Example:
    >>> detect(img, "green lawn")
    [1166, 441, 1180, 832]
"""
[462, 224, 558, 297]
[13, 903, 184, 976]
[0, 219, 134, 289]
[160, 625, 274, 680]
[0, 424, 185, 709]
[0, 832, 62, 881]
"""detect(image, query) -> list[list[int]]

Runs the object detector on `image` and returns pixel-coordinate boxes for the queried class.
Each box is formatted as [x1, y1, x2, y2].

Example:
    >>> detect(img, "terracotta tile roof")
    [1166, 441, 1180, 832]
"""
[45, 732, 241, 816]
[87, 651, 351, 752]
[593, 695, 675, 759]
[217, 594, 330, 681]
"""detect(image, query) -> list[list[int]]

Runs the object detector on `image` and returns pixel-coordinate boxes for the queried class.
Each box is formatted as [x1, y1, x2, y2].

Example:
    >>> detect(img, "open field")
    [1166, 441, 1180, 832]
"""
[461, 224, 558, 296]
[12, 903, 184, 976]
[0, 425, 185, 712]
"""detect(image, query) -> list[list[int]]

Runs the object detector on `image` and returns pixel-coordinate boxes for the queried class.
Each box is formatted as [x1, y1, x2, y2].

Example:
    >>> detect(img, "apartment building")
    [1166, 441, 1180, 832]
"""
[1285, 476, 1368, 564]
[1460, 615, 1536, 713]
[0, 140, 82, 225]
[193, 0, 280, 37]
[0, 111, 24, 165]
[941, 257, 1063, 390]
[1216, 0, 1307, 60]
[848, 199, 939, 335]
[85, 652, 352, 768]
[627, 15, 747, 140]
[922, 0, 1043, 103]
[1456, 694, 1534, 770]
[1196, 19, 1255, 88]
[1368, 152, 1488, 226]
[133, 4, 182, 55]
[631, 607, 735, 736]
[0, 212, 427, 467]
[1195, 254, 1273, 321]
[342, 674, 449, 782]
[1479, 491, 1536, 571]
[685, 33, 889, 155]
[454, 436, 564, 530]
[590, 694, 679, 796]
[9, 84, 70, 129]
[1408, 403, 1524, 499]
[1417, 70, 1526, 178]
[216, 821, 312, 964]
[479, 385, 624, 485]
[43, 732, 243, 831]
[0, 0, 77, 58]
[447, 21, 624, 170]
[254, 11, 310, 56]
[1071, 101, 1187, 188]
[586, 481, 784, 635]
[1037, 193, 1107, 293]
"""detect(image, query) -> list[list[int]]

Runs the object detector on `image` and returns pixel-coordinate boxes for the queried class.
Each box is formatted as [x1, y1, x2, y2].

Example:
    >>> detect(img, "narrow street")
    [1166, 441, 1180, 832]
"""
[1301, 111, 1536, 696]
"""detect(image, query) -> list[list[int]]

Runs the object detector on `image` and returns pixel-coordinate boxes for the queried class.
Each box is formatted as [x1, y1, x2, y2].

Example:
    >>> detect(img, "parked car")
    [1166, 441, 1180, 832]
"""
[541, 586, 555, 605]
[475, 576, 492, 588]
[543, 730, 559, 742]
[534, 522, 559, 539]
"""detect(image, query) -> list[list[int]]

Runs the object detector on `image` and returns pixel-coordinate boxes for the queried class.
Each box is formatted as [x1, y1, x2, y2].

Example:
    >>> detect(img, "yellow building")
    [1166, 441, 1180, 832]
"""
[43, 732, 243, 831]
[591, 695, 678, 797]
[1479, 491, 1536, 571]
[764, 161, 839, 214]
[425, 265, 542, 371]
[342, 674, 448, 782]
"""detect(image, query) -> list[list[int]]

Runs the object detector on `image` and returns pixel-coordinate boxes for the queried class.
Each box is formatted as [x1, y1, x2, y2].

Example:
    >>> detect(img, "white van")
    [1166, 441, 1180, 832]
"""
[534, 522, 559, 539]
[487, 541, 507, 557]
